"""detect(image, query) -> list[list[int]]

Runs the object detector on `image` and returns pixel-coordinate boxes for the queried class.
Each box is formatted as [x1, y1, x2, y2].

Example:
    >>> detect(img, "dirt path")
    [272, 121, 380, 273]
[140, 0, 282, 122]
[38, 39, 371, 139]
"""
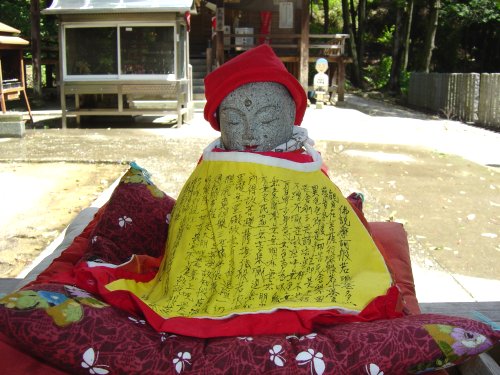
[0, 162, 127, 277]
[318, 141, 500, 279]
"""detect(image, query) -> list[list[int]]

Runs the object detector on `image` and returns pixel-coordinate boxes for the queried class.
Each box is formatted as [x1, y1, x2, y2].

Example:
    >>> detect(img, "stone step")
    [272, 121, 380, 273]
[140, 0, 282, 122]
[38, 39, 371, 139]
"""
[190, 58, 206, 66]
[193, 86, 205, 95]
[193, 78, 204, 86]
[192, 71, 206, 80]
[193, 94, 206, 102]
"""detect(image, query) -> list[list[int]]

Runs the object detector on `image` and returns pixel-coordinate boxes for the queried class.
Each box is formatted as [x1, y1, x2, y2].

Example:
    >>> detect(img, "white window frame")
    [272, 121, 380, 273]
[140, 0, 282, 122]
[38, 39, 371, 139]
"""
[61, 21, 179, 81]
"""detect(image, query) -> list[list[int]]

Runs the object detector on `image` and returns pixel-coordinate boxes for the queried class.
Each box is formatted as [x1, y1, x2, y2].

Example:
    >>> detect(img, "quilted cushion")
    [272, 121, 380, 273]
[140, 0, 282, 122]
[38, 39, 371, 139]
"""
[0, 283, 498, 374]
[84, 163, 176, 264]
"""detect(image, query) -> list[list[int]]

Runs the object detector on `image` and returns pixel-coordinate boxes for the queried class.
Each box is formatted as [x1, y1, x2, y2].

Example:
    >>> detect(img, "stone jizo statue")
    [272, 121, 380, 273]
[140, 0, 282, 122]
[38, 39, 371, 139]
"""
[219, 82, 295, 152]
[100, 45, 398, 338]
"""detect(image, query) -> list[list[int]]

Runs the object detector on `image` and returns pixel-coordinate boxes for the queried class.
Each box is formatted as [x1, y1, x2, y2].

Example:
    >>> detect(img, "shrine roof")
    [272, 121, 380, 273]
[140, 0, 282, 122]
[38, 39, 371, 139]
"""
[0, 23, 29, 47]
[0, 22, 21, 35]
[0, 36, 29, 46]
[43, 0, 194, 14]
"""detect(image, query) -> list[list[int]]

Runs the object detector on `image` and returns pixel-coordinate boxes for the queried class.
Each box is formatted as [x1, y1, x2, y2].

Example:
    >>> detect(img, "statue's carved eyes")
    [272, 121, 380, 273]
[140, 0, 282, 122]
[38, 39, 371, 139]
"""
[256, 106, 278, 125]
[221, 108, 243, 126]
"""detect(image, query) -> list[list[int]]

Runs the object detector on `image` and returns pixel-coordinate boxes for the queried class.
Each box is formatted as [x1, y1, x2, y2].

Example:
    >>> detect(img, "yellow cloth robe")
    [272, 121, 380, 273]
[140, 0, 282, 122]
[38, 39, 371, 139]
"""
[107, 145, 393, 320]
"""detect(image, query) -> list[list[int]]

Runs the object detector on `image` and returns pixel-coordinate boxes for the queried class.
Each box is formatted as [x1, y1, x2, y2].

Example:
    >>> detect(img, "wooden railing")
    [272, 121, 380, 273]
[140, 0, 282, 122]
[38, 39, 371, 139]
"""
[220, 33, 349, 57]
[208, 33, 351, 100]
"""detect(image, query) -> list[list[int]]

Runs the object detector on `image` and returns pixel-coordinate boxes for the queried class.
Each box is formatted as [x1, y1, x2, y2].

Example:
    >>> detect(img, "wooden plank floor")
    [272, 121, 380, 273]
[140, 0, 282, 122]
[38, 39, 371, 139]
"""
[0, 278, 20, 295]
[420, 301, 500, 327]
[420, 302, 500, 375]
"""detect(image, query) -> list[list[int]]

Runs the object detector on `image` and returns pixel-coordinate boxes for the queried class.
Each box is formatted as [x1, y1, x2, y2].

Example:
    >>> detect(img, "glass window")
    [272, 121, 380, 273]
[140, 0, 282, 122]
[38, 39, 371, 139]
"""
[65, 27, 117, 75]
[120, 26, 175, 75]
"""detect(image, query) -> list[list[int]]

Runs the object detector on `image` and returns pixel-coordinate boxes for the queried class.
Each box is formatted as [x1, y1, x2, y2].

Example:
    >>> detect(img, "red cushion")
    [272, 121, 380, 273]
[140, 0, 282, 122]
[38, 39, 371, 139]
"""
[0, 333, 68, 375]
[369, 221, 420, 315]
[1, 284, 498, 375]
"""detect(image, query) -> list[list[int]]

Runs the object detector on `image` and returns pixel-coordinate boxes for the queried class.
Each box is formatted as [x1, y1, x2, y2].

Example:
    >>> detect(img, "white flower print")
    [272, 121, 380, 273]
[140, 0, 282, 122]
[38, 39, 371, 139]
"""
[118, 216, 132, 228]
[286, 333, 317, 341]
[296, 348, 325, 375]
[237, 336, 254, 342]
[173, 352, 191, 374]
[128, 316, 146, 325]
[81, 348, 109, 375]
[269, 344, 286, 367]
[160, 332, 177, 342]
[365, 363, 384, 375]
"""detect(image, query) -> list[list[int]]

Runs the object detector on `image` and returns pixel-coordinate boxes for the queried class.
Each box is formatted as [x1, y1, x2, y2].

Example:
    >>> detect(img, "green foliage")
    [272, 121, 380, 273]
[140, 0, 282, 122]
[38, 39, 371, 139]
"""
[435, 0, 500, 72]
[310, 0, 343, 33]
[376, 25, 395, 47]
[0, 0, 58, 41]
[399, 69, 411, 96]
[443, 0, 500, 25]
[0, 0, 31, 36]
[364, 56, 392, 89]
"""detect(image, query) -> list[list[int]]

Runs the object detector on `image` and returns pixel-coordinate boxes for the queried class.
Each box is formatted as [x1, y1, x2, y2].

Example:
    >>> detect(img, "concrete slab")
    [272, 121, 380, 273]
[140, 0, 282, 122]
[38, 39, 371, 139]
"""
[0, 113, 25, 138]
[412, 262, 475, 303]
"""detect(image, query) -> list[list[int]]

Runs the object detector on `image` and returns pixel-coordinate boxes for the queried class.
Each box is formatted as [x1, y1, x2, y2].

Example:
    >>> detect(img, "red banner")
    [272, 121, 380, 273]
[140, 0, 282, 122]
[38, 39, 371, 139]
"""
[259, 11, 272, 45]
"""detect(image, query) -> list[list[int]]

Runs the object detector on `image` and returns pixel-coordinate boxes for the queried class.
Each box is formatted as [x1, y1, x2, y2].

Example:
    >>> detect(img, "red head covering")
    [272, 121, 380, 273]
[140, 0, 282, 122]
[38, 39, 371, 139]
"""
[203, 44, 307, 131]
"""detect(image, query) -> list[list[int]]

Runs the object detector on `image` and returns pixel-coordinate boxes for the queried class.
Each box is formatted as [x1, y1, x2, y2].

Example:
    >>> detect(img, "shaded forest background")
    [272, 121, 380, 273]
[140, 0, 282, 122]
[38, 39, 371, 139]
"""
[1, 0, 499, 99]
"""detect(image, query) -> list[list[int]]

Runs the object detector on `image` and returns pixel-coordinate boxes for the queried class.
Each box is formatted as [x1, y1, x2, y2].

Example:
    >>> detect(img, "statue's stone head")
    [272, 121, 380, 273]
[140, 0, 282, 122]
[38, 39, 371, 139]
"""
[219, 82, 295, 152]
[203, 45, 307, 135]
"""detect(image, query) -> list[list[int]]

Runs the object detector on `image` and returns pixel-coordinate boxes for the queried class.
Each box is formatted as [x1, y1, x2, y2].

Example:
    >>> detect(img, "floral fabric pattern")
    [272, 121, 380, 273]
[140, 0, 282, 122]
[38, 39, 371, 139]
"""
[408, 324, 495, 373]
[85, 164, 175, 264]
[0, 164, 498, 373]
[0, 283, 498, 374]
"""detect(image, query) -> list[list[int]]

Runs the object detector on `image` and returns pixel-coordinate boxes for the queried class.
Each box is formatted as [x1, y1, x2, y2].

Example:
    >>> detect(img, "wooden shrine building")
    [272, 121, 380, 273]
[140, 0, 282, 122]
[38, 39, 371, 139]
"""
[0, 22, 33, 122]
[188, 0, 350, 101]
[43, 0, 196, 128]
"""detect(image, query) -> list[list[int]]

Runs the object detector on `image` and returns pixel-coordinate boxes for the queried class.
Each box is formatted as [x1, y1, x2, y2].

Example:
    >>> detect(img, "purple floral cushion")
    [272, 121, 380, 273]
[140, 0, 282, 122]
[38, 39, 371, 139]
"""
[85, 163, 176, 264]
[1, 283, 498, 374]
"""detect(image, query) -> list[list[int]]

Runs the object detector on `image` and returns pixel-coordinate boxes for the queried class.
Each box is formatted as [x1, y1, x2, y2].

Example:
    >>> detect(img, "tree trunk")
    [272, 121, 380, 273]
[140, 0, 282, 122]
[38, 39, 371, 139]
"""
[421, 0, 440, 72]
[388, 2, 406, 93]
[30, 0, 42, 99]
[357, 0, 366, 78]
[322, 0, 329, 33]
[402, 0, 414, 72]
[342, 0, 361, 86]
[349, 0, 357, 36]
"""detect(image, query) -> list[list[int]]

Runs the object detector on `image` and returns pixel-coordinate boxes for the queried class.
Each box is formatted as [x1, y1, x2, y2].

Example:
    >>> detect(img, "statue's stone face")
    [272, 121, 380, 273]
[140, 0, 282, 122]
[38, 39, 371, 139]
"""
[219, 82, 295, 152]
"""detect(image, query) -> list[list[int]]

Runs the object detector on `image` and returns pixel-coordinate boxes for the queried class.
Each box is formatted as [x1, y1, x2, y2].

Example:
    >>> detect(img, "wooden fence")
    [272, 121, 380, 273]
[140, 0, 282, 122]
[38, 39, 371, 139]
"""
[408, 73, 500, 128]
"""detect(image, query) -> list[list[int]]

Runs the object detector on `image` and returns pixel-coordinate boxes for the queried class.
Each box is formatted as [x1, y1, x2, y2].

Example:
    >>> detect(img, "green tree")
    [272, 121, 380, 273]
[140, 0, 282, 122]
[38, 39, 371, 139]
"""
[419, 0, 441, 72]
[341, 0, 362, 86]
[0, 0, 31, 35]
[388, 0, 415, 93]
[436, 0, 500, 72]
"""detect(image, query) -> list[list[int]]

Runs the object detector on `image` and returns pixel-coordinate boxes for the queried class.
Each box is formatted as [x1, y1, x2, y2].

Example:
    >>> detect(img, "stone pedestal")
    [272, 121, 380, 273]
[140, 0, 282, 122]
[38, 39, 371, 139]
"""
[0, 113, 25, 138]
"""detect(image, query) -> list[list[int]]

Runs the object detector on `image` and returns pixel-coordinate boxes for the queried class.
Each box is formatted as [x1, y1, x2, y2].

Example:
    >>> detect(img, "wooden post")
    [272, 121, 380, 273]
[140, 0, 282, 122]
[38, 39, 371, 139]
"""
[206, 47, 213, 74]
[299, 0, 310, 92]
[19, 52, 33, 123]
[337, 56, 345, 101]
[216, 30, 224, 67]
[58, 22, 67, 129]
[0, 59, 6, 113]
[215, 2, 224, 67]
[30, 0, 42, 99]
